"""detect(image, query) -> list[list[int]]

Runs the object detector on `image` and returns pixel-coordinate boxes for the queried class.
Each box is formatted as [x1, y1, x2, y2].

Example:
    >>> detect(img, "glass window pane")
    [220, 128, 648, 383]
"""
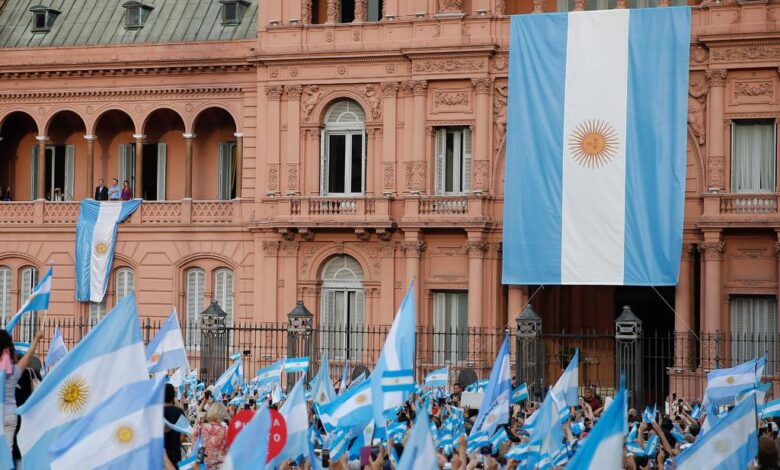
[445, 132, 454, 193]
[328, 135, 346, 193]
[732, 120, 776, 193]
[350, 134, 363, 193]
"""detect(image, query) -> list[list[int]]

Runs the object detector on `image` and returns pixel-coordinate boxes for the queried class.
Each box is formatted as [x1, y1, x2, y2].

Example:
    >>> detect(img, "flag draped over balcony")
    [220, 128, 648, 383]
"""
[502, 8, 690, 286]
[75, 199, 142, 302]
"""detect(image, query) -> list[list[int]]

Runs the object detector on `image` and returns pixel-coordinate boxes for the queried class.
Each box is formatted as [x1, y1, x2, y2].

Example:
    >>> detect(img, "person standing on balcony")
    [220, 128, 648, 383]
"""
[1, 187, 11, 201]
[120, 180, 133, 201]
[94, 179, 108, 201]
[108, 178, 121, 201]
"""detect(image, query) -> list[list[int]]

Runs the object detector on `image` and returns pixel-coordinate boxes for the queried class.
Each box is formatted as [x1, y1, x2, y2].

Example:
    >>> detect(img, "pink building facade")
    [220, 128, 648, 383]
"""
[0, 0, 777, 379]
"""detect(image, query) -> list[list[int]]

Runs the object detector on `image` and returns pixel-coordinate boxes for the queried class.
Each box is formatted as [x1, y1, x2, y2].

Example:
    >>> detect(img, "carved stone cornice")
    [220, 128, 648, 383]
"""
[399, 81, 415, 97]
[401, 240, 426, 258]
[381, 81, 400, 97]
[285, 85, 303, 100]
[0, 63, 253, 80]
[412, 80, 428, 96]
[700, 242, 725, 261]
[265, 85, 284, 100]
[280, 241, 300, 256]
[471, 78, 492, 94]
[465, 241, 489, 258]
[681, 243, 696, 262]
[706, 69, 728, 87]
[263, 241, 281, 256]
[0, 86, 244, 102]
[379, 241, 396, 257]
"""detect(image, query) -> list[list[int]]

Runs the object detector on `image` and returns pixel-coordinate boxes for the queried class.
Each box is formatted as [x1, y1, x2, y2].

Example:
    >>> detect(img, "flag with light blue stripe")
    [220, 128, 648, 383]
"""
[45, 326, 68, 371]
[284, 357, 310, 374]
[0, 371, 13, 470]
[763, 398, 780, 418]
[6, 266, 52, 333]
[425, 367, 448, 388]
[503, 7, 691, 286]
[381, 369, 415, 393]
[512, 383, 529, 404]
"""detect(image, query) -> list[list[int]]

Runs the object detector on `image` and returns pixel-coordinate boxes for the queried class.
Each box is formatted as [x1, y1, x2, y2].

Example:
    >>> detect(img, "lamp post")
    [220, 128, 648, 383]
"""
[287, 300, 314, 377]
[200, 299, 228, 384]
[615, 305, 642, 408]
[515, 303, 543, 400]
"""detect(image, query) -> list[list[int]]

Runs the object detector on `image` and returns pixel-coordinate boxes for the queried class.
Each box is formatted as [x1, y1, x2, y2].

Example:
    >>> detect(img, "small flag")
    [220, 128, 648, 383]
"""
[396, 402, 437, 470]
[284, 357, 310, 374]
[643, 405, 656, 424]
[552, 349, 579, 407]
[763, 399, 780, 419]
[317, 380, 373, 434]
[329, 428, 351, 462]
[512, 383, 529, 404]
[6, 266, 52, 333]
[704, 356, 765, 407]
[425, 367, 448, 388]
[44, 327, 67, 371]
[221, 406, 272, 470]
[381, 369, 415, 393]
[255, 359, 284, 386]
[491, 427, 509, 453]
[146, 310, 188, 374]
[164, 414, 193, 435]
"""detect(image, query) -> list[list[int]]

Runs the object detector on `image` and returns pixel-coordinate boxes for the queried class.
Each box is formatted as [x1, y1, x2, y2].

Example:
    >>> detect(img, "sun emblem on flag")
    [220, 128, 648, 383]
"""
[59, 376, 89, 414]
[726, 376, 735, 385]
[94, 241, 109, 256]
[714, 439, 730, 455]
[356, 393, 367, 404]
[115, 424, 135, 446]
[150, 353, 161, 363]
[569, 119, 619, 168]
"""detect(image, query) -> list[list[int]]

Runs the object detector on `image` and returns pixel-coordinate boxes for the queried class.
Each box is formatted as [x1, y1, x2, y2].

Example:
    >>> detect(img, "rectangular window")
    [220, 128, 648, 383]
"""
[731, 296, 777, 375]
[435, 127, 472, 195]
[18, 268, 38, 342]
[119, 143, 136, 191]
[186, 269, 205, 351]
[35, 144, 74, 201]
[0, 268, 10, 326]
[218, 142, 237, 200]
[731, 119, 776, 193]
[433, 291, 468, 364]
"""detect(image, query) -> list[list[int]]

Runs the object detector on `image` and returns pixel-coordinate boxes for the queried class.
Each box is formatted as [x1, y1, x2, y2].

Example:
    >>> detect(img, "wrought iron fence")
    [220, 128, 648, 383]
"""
[14, 315, 780, 411]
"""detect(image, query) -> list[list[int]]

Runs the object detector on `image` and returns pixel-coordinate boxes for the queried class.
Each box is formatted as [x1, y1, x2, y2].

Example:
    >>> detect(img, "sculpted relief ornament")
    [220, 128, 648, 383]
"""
[302, 85, 324, 121]
[438, 0, 464, 12]
[364, 85, 382, 119]
[688, 73, 707, 145]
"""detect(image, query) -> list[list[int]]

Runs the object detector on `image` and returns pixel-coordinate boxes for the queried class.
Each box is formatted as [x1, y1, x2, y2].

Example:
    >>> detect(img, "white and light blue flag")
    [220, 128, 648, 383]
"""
[425, 367, 448, 388]
[17, 293, 149, 469]
[704, 356, 764, 407]
[146, 310, 189, 374]
[371, 282, 416, 426]
[75, 199, 142, 302]
[569, 386, 626, 470]
[381, 369, 415, 393]
[222, 406, 271, 470]
[6, 265, 52, 333]
[45, 326, 67, 370]
[164, 413, 194, 435]
[525, 388, 567, 470]
[503, 7, 691, 286]
[255, 359, 284, 387]
[0, 371, 13, 470]
[552, 349, 579, 407]
[50, 379, 164, 470]
[396, 401, 438, 470]
[512, 383, 529, 404]
[216, 357, 243, 396]
[763, 399, 780, 419]
[310, 353, 336, 405]
[470, 335, 511, 438]
[676, 394, 758, 470]
[317, 380, 373, 434]
[273, 376, 308, 465]
[284, 356, 310, 374]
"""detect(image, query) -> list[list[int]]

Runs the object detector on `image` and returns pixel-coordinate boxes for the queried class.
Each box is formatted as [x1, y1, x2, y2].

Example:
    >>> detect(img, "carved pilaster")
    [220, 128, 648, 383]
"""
[681, 243, 696, 262]
[265, 85, 283, 100]
[700, 242, 725, 261]
[400, 81, 415, 97]
[379, 241, 396, 257]
[465, 241, 489, 258]
[471, 78, 492, 94]
[615, 0, 627, 8]
[263, 241, 281, 256]
[364, 84, 382, 119]
[354, 0, 367, 22]
[401, 241, 426, 258]
[404, 161, 427, 192]
[496, 0, 506, 15]
[412, 80, 428, 96]
[706, 69, 728, 88]
[708, 156, 724, 189]
[281, 241, 300, 257]
[438, 0, 464, 13]
[533, 0, 543, 13]
[327, 0, 339, 23]
[285, 85, 303, 100]
[574, 0, 586, 11]
[301, 0, 312, 24]
[381, 81, 400, 97]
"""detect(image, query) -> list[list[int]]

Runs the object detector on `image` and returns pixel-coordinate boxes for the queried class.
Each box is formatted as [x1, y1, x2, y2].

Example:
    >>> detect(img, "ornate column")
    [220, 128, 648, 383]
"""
[84, 134, 97, 198]
[301, 0, 312, 24]
[183, 133, 196, 199]
[234, 132, 244, 198]
[280, 241, 300, 315]
[263, 240, 281, 321]
[265, 86, 283, 195]
[401, 81, 415, 193]
[410, 80, 428, 194]
[706, 69, 727, 191]
[286, 85, 303, 195]
[401, 233, 425, 314]
[472, 78, 492, 194]
[674, 243, 695, 368]
[466, 237, 488, 328]
[36, 136, 47, 200]
[381, 82, 399, 195]
[132, 133, 146, 199]
[700, 238, 724, 368]
[354, 0, 366, 22]
[327, 0, 339, 23]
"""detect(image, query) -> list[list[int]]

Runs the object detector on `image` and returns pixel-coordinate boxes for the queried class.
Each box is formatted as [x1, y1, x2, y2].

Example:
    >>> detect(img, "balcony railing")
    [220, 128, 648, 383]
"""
[719, 193, 778, 214]
[0, 199, 242, 226]
[278, 196, 388, 220]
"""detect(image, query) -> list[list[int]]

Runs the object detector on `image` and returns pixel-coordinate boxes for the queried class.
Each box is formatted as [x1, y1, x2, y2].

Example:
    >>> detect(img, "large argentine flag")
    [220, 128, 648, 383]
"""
[75, 199, 142, 302]
[503, 8, 690, 285]
[17, 293, 148, 469]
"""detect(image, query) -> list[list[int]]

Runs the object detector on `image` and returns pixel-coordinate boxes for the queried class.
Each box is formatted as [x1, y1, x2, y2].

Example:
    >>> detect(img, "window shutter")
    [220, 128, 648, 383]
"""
[435, 129, 446, 195]
[0, 267, 9, 326]
[30, 145, 38, 200]
[19, 267, 38, 341]
[321, 130, 329, 195]
[433, 292, 445, 363]
[157, 143, 167, 200]
[463, 128, 472, 193]
[119, 144, 136, 188]
[731, 298, 748, 365]
[350, 290, 365, 362]
[218, 143, 230, 200]
[215, 269, 234, 327]
[456, 292, 468, 362]
[116, 268, 133, 301]
[186, 269, 204, 350]
[64, 145, 75, 200]
[320, 289, 336, 357]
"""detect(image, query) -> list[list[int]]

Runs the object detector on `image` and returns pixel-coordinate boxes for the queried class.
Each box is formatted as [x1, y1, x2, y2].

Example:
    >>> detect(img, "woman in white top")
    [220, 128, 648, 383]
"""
[0, 329, 43, 452]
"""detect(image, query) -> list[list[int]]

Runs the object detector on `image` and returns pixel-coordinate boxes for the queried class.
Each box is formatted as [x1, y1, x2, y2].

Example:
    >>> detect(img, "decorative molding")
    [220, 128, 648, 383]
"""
[471, 78, 492, 94]
[364, 84, 382, 119]
[382, 162, 395, 190]
[327, 0, 338, 23]
[473, 160, 489, 193]
[267, 164, 279, 192]
[437, 0, 463, 13]
[404, 161, 427, 192]
[287, 164, 299, 192]
[0, 63, 253, 80]
[301, 85, 324, 121]
[432, 272, 467, 282]
[401, 240, 426, 258]
[285, 85, 303, 100]
[433, 89, 471, 113]
[0, 86, 244, 103]
[412, 80, 428, 96]
[413, 59, 485, 74]
[710, 46, 780, 62]
[681, 243, 696, 262]
[465, 241, 489, 258]
[280, 241, 300, 257]
[732, 80, 774, 101]
[700, 242, 725, 261]
[495, 0, 506, 15]
[706, 69, 728, 87]
[354, 0, 367, 22]
[688, 73, 708, 145]
[301, 0, 312, 24]
[381, 81, 400, 97]
[262, 241, 281, 256]
[379, 241, 395, 257]
[265, 85, 284, 100]
[708, 155, 724, 189]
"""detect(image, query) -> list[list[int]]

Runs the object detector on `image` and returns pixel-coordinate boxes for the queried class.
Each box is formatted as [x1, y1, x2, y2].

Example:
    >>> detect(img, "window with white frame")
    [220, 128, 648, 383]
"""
[731, 296, 777, 375]
[731, 119, 776, 193]
[213, 269, 233, 327]
[18, 266, 38, 342]
[0, 267, 10, 327]
[116, 267, 134, 302]
[435, 127, 472, 195]
[433, 291, 468, 364]
[185, 268, 205, 350]
[321, 100, 366, 196]
[319, 256, 365, 361]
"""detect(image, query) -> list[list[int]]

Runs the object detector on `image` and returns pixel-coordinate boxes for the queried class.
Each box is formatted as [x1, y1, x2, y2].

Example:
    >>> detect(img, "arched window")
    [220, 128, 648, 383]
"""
[185, 268, 205, 350]
[0, 267, 10, 326]
[213, 269, 233, 327]
[320, 255, 364, 360]
[18, 266, 38, 342]
[321, 100, 366, 196]
[116, 267, 134, 302]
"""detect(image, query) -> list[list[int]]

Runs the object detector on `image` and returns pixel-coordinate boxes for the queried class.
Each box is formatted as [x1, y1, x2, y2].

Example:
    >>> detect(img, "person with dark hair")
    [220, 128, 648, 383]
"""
[164, 383, 186, 465]
[756, 435, 780, 470]
[12, 356, 41, 462]
[0, 328, 43, 455]
[120, 180, 133, 201]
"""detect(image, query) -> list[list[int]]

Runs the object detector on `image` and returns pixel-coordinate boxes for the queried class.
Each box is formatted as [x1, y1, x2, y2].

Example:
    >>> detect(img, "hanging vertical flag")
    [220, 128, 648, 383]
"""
[45, 326, 68, 371]
[371, 282, 416, 426]
[75, 199, 142, 302]
[503, 8, 691, 286]
[146, 310, 188, 374]
[50, 379, 164, 469]
[470, 335, 511, 438]
[6, 266, 52, 333]
[17, 294, 149, 469]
